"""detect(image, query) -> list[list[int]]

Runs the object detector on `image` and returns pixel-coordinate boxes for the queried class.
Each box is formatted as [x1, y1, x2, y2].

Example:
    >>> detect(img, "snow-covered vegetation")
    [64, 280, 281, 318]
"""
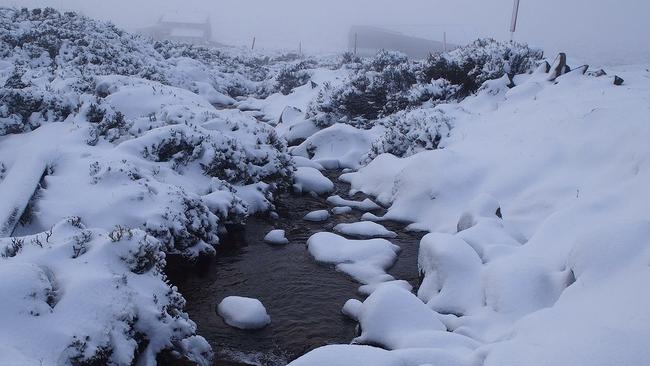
[2, 5, 649, 366]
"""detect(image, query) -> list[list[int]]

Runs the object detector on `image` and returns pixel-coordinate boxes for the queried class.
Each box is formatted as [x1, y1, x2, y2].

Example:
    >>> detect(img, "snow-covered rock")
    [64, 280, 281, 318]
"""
[292, 124, 379, 169]
[264, 229, 289, 245]
[332, 206, 353, 215]
[326, 195, 382, 211]
[303, 210, 330, 222]
[307, 232, 400, 284]
[217, 296, 271, 330]
[293, 167, 334, 195]
[334, 221, 397, 238]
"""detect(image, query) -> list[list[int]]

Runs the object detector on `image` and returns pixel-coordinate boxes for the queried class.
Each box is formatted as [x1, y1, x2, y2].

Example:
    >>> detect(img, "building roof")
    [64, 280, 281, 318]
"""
[160, 13, 209, 25]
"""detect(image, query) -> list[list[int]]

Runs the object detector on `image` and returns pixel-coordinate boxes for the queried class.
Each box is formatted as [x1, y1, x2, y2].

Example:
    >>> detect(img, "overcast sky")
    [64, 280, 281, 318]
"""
[3, 0, 649, 65]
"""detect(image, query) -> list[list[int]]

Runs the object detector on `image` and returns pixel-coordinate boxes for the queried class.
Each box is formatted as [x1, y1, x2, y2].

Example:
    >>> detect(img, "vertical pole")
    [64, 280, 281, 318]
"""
[354, 33, 358, 55]
[251, 36, 256, 50]
[510, 0, 521, 42]
[443, 31, 447, 52]
[299, 41, 302, 56]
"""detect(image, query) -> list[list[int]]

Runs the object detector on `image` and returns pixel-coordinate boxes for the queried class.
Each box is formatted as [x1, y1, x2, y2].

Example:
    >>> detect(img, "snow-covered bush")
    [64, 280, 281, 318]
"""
[0, 87, 76, 135]
[0, 219, 212, 365]
[363, 108, 453, 163]
[420, 38, 542, 96]
[275, 62, 313, 95]
[306, 40, 542, 129]
[307, 50, 418, 126]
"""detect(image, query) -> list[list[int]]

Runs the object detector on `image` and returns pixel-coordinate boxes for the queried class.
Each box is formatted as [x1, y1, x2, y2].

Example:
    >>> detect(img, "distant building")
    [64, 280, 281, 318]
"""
[139, 13, 213, 45]
[349, 26, 457, 59]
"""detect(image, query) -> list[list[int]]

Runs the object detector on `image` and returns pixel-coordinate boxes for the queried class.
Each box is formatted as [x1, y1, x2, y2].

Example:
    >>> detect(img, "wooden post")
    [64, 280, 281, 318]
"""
[299, 41, 302, 56]
[354, 33, 358, 55]
[251, 36, 256, 50]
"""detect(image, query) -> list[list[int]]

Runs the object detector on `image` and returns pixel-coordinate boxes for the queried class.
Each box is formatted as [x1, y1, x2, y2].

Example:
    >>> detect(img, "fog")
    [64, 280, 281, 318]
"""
[3, 0, 649, 65]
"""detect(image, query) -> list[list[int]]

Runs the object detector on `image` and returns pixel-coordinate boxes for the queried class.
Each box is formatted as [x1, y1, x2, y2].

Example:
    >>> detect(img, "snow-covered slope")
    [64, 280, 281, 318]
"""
[293, 65, 650, 365]
[0, 7, 305, 365]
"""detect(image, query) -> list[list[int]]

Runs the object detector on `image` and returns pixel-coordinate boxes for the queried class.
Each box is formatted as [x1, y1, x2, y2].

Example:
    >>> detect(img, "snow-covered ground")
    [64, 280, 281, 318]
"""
[290, 65, 650, 365]
[2, 6, 650, 366]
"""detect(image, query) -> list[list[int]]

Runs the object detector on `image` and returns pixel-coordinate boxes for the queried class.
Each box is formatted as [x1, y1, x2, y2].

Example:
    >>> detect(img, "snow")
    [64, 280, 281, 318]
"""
[341, 299, 363, 321]
[0, 220, 212, 366]
[293, 155, 324, 170]
[291, 123, 381, 169]
[263, 229, 289, 245]
[334, 221, 397, 238]
[0, 153, 50, 237]
[293, 166, 334, 195]
[332, 206, 353, 215]
[303, 210, 330, 222]
[309, 64, 650, 365]
[4, 9, 650, 366]
[357, 280, 412, 296]
[307, 232, 400, 284]
[326, 195, 382, 211]
[217, 296, 272, 330]
[288, 345, 407, 366]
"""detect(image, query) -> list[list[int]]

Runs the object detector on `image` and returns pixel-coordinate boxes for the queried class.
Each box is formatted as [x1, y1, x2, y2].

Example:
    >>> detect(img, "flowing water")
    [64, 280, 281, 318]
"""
[166, 171, 425, 365]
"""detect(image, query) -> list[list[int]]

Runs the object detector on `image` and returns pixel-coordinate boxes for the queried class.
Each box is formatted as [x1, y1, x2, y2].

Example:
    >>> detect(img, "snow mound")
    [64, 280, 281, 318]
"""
[304, 210, 330, 222]
[264, 229, 289, 245]
[307, 232, 400, 284]
[217, 296, 271, 330]
[332, 206, 353, 215]
[326, 195, 382, 211]
[341, 299, 363, 321]
[354, 286, 480, 351]
[291, 124, 379, 169]
[288, 345, 405, 366]
[334, 221, 397, 238]
[293, 155, 324, 170]
[358, 280, 413, 296]
[293, 167, 334, 195]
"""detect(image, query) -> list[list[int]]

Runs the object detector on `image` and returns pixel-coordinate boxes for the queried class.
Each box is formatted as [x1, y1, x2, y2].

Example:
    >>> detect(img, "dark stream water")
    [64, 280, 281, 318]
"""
[166, 171, 425, 365]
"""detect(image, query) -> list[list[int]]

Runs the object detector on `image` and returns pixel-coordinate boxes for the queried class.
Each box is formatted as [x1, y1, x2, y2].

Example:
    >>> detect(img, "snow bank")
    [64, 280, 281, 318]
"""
[263, 229, 289, 245]
[316, 65, 650, 365]
[334, 221, 397, 238]
[307, 232, 400, 284]
[217, 296, 271, 330]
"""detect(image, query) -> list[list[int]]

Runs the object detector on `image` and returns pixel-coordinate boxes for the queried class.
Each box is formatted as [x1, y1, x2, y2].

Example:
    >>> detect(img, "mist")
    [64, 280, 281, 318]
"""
[3, 0, 649, 65]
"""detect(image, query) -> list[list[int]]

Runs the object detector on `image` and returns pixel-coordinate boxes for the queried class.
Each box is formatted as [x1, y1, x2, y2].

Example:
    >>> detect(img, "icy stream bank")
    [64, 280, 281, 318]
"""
[166, 171, 425, 365]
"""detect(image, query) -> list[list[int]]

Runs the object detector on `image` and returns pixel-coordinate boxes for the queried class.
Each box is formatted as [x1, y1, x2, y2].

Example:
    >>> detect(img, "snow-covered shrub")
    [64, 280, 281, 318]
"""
[0, 87, 76, 135]
[324, 50, 417, 124]
[363, 108, 453, 163]
[420, 39, 542, 96]
[307, 40, 541, 129]
[256, 59, 315, 98]
[145, 187, 220, 257]
[275, 63, 313, 95]
[87, 111, 133, 144]
[0, 219, 213, 365]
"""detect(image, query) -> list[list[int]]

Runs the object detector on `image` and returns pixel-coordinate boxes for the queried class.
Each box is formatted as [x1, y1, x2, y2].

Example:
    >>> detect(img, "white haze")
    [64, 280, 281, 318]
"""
[3, 0, 649, 65]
